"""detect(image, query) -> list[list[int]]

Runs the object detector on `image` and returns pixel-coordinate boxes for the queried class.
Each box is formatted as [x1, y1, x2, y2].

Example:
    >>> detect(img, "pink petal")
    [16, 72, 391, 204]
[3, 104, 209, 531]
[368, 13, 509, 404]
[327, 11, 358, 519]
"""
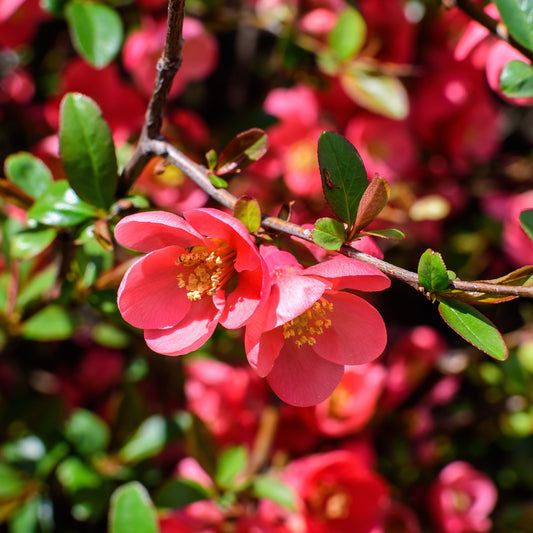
[144, 297, 220, 355]
[245, 327, 284, 377]
[114, 211, 203, 252]
[117, 246, 192, 329]
[304, 256, 390, 291]
[266, 344, 344, 407]
[314, 291, 387, 365]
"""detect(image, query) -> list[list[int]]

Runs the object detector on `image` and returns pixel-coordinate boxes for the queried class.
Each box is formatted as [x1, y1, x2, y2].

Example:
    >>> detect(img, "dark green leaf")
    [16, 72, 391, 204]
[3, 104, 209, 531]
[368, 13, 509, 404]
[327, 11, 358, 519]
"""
[65, 1, 123, 68]
[118, 416, 167, 464]
[65, 410, 110, 457]
[27, 180, 99, 227]
[109, 482, 158, 533]
[154, 478, 209, 509]
[340, 66, 409, 119]
[519, 209, 533, 242]
[312, 217, 346, 251]
[59, 93, 118, 209]
[252, 475, 296, 511]
[328, 6, 366, 61]
[216, 128, 268, 175]
[10, 228, 57, 261]
[215, 446, 248, 490]
[318, 131, 368, 225]
[233, 196, 261, 233]
[418, 249, 450, 292]
[4, 152, 53, 198]
[495, 0, 533, 53]
[22, 305, 76, 341]
[500, 60, 533, 97]
[438, 299, 508, 360]
[357, 228, 404, 240]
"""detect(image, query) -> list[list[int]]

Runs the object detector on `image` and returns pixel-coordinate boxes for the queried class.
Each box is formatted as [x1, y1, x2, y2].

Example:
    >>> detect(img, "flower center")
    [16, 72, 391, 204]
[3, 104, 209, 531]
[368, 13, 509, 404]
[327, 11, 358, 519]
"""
[282, 298, 333, 348]
[176, 242, 236, 301]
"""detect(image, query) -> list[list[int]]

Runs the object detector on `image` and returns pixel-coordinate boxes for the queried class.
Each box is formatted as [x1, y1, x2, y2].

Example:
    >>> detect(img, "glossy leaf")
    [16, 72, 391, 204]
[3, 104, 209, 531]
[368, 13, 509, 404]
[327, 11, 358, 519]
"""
[418, 249, 450, 292]
[118, 416, 167, 463]
[252, 476, 296, 511]
[65, 1, 123, 68]
[340, 66, 409, 119]
[10, 227, 57, 260]
[438, 299, 508, 360]
[215, 446, 248, 490]
[312, 217, 346, 250]
[109, 482, 158, 533]
[27, 180, 99, 227]
[328, 7, 366, 61]
[59, 93, 118, 209]
[4, 152, 53, 198]
[233, 196, 261, 233]
[500, 60, 533, 98]
[495, 0, 533, 53]
[216, 128, 268, 175]
[357, 228, 404, 240]
[317, 131, 368, 225]
[22, 305, 76, 341]
[350, 174, 390, 236]
[519, 209, 533, 242]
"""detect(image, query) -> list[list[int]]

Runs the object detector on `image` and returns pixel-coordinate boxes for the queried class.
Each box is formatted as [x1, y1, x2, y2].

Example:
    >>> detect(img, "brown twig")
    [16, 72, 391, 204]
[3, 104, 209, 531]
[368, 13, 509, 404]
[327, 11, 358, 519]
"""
[443, 0, 533, 64]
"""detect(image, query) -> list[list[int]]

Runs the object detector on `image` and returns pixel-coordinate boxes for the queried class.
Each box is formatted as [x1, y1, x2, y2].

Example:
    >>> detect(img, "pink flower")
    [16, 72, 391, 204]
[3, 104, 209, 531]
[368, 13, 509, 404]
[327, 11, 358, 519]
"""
[429, 461, 497, 533]
[286, 450, 390, 533]
[115, 209, 270, 356]
[245, 246, 390, 406]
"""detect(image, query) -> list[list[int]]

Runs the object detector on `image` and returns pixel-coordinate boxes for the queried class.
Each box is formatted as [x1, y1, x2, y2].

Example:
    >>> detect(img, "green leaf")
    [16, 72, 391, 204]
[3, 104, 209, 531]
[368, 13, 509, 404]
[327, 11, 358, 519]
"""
[59, 93, 118, 209]
[154, 478, 209, 509]
[233, 196, 261, 233]
[205, 149, 217, 170]
[92, 323, 130, 349]
[216, 128, 268, 175]
[4, 152, 53, 198]
[328, 7, 366, 61]
[56, 457, 101, 494]
[340, 66, 409, 119]
[10, 228, 57, 261]
[207, 173, 228, 188]
[252, 475, 296, 511]
[9, 496, 40, 533]
[16, 264, 58, 309]
[0, 463, 26, 498]
[109, 482, 158, 533]
[519, 209, 533, 242]
[317, 131, 368, 225]
[118, 416, 167, 464]
[312, 217, 346, 251]
[357, 228, 404, 240]
[27, 180, 99, 227]
[350, 174, 390, 236]
[65, 1, 123, 68]
[495, 0, 533, 53]
[438, 299, 508, 361]
[215, 446, 248, 490]
[22, 305, 76, 341]
[500, 60, 533, 98]
[65, 409, 110, 457]
[418, 249, 450, 292]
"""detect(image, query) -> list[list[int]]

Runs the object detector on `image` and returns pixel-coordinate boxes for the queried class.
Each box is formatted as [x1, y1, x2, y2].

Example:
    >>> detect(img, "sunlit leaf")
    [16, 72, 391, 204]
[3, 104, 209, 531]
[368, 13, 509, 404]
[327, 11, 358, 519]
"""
[215, 446, 248, 490]
[216, 128, 268, 175]
[500, 60, 533, 98]
[4, 152, 53, 199]
[22, 305, 76, 341]
[252, 476, 296, 511]
[312, 217, 346, 250]
[495, 0, 533, 52]
[328, 7, 366, 61]
[356, 228, 405, 240]
[350, 174, 390, 236]
[109, 482, 158, 533]
[418, 249, 450, 292]
[10, 228, 57, 261]
[233, 196, 261, 233]
[118, 416, 167, 464]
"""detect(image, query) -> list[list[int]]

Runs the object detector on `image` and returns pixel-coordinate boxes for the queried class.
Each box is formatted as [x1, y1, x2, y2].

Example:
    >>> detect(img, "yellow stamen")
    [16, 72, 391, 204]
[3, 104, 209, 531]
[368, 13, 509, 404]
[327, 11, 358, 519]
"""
[282, 298, 333, 348]
[176, 243, 236, 301]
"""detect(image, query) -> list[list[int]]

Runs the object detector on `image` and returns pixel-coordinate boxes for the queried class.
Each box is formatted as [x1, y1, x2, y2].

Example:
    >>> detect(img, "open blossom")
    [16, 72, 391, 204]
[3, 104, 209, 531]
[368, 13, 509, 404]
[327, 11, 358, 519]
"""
[115, 209, 270, 356]
[245, 246, 390, 406]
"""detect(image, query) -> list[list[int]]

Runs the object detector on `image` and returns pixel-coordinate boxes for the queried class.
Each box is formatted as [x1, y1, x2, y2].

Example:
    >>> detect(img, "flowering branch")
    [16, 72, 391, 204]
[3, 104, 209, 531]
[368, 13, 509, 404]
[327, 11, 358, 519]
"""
[443, 0, 533, 63]
[118, 0, 533, 301]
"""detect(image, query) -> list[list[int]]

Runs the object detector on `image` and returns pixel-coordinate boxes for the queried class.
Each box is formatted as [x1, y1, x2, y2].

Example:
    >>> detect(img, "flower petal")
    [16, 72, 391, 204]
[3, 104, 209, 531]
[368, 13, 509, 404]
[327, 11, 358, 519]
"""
[117, 246, 192, 329]
[313, 291, 387, 365]
[144, 297, 220, 355]
[245, 326, 284, 377]
[304, 256, 390, 291]
[115, 210, 203, 252]
[267, 343, 344, 407]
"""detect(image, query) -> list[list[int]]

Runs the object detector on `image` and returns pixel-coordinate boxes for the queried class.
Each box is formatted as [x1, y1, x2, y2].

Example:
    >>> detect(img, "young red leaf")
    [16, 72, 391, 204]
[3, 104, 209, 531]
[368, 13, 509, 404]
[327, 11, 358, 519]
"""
[216, 128, 268, 175]
[349, 174, 390, 237]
